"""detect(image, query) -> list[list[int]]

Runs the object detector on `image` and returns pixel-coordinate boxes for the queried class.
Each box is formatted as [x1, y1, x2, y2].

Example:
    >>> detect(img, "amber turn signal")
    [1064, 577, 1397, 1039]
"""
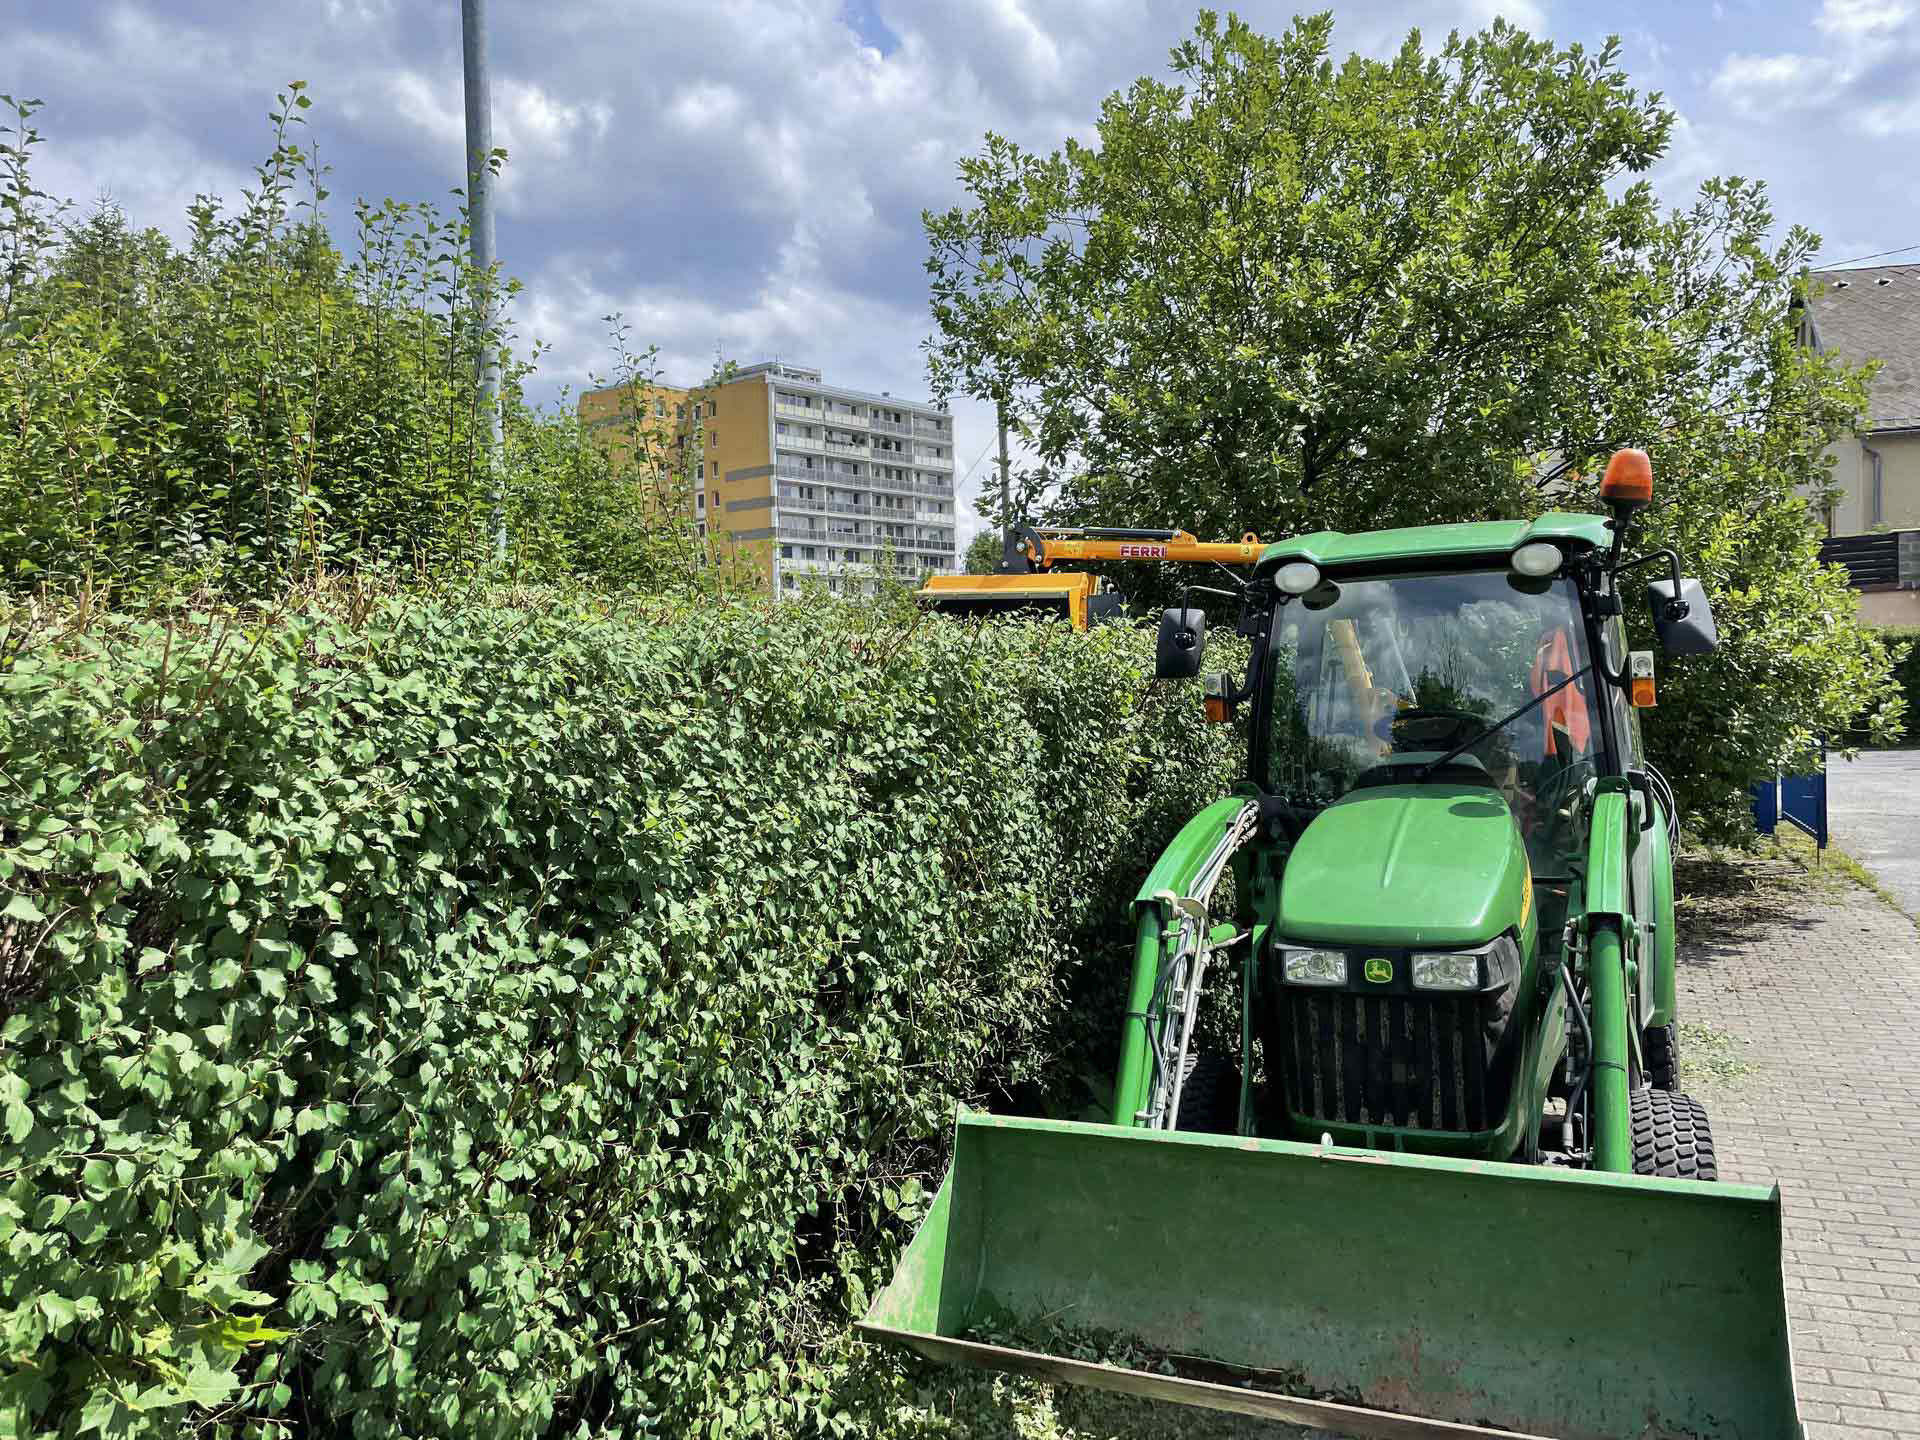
[1629, 650, 1656, 707]
[1601, 448, 1654, 507]
[1203, 695, 1231, 723]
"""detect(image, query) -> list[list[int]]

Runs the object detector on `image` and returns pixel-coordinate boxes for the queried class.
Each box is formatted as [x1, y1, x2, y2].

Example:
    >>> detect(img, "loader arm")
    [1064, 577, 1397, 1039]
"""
[1113, 796, 1260, 1130]
[1579, 780, 1639, 1173]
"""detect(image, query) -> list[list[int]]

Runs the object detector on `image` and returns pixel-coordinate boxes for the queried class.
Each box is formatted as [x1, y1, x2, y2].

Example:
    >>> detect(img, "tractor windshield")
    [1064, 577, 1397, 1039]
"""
[1265, 568, 1601, 866]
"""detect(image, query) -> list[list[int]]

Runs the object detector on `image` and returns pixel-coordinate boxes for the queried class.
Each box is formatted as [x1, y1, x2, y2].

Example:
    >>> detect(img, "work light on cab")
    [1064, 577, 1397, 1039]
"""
[1510, 541, 1562, 578]
[1273, 560, 1321, 595]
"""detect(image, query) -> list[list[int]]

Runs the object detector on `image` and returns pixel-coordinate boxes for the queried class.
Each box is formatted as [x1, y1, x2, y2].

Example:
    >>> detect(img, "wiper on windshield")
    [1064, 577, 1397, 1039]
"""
[1411, 662, 1597, 783]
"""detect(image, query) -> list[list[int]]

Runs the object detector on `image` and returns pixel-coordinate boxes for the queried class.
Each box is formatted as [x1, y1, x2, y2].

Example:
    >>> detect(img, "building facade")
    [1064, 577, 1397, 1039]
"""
[1802, 265, 1920, 624]
[578, 361, 960, 594]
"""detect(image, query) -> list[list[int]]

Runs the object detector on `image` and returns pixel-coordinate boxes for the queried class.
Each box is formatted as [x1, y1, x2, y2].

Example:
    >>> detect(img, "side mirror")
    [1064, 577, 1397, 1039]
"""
[1155, 607, 1208, 679]
[1647, 578, 1718, 654]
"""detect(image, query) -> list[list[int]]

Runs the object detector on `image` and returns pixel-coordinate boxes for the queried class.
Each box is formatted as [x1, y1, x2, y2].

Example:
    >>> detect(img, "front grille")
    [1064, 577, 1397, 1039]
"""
[1279, 991, 1495, 1132]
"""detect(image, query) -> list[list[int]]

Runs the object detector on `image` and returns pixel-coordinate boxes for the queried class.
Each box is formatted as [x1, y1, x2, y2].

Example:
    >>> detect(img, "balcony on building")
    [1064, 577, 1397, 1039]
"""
[777, 483, 826, 510]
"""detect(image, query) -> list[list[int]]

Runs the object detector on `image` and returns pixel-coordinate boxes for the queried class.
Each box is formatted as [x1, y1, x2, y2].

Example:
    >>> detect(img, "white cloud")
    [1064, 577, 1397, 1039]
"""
[1710, 52, 1840, 114]
[1459, 0, 1550, 30]
[1816, 0, 1914, 37]
[1710, 0, 1920, 131]
[32, 130, 253, 247]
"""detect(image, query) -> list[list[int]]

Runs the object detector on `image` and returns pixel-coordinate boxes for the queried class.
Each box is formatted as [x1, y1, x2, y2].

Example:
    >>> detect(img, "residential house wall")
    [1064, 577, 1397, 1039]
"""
[1803, 265, 1920, 624]
[1828, 429, 1920, 534]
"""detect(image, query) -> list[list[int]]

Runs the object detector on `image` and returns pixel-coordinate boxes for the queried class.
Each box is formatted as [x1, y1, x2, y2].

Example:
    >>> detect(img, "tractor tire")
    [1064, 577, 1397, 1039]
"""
[1630, 1087, 1718, 1181]
[1175, 1051, 1242, 1134]
[1644, 1021, 1681, 1092]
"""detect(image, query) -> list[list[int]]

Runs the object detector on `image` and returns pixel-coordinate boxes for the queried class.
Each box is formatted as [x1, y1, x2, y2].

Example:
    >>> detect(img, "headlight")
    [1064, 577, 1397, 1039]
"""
[1283, 949, 1347, 986]
[1412, 952, 1481, 991]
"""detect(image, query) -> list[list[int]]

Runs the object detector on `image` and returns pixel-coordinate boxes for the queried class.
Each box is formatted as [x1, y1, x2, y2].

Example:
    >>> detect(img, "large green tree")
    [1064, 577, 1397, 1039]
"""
[925, 9, 1904, 835]
[963, 528, 1005, 574]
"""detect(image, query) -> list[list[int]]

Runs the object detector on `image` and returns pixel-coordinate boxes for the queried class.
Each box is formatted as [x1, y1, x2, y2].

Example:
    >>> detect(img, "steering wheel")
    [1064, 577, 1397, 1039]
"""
[1387, 706, 1487, 752]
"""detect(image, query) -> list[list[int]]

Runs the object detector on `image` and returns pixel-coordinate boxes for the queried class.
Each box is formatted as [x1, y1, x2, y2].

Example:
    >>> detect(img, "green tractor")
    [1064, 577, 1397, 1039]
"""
[860, 454, 1799, 1439]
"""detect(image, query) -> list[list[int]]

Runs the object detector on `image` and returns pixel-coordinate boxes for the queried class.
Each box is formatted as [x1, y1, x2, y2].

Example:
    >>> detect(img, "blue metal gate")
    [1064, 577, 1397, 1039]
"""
[1751, 740, 1828, 848]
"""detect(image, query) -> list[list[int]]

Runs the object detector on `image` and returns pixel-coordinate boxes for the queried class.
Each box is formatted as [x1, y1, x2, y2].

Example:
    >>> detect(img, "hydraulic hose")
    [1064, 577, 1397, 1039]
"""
[1560, 961, 1593, 1159]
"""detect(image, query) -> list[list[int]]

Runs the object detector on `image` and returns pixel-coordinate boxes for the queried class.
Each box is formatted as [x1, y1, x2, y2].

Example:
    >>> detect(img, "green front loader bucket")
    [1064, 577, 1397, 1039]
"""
[859, 1115, 1799, 1440]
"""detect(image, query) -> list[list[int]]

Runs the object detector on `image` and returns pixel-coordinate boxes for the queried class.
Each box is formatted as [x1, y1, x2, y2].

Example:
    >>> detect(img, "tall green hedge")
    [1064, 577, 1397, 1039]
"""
[0, 593, 1236, 1438]
[1878, 627, 1920, 747]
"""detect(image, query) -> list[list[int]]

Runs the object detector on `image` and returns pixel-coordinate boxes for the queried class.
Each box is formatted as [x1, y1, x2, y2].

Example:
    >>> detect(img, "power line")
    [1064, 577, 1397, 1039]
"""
[1810, 242, 1920, 271]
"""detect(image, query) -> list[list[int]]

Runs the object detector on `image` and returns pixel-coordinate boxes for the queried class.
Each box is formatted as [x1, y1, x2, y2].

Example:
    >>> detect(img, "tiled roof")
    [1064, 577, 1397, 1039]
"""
[1805, 264, 1920, 431]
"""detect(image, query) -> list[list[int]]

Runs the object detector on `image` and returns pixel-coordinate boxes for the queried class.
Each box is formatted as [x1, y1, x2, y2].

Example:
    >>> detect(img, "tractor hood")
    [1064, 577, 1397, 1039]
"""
[1278, 784, 1530, 949]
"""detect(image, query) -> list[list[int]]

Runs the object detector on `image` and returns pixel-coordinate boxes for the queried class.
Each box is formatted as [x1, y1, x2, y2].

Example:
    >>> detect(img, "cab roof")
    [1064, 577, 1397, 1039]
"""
[1255, 512, 1613, 577]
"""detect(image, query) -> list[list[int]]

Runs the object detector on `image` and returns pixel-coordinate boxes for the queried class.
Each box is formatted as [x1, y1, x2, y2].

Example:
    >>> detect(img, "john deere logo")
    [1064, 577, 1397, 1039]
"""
[1364, 957, 1393, 984]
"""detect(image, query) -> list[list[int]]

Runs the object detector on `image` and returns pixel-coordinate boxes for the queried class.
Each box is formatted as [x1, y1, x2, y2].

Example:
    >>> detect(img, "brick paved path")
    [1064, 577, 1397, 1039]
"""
[1678, 865, 1920, 1438]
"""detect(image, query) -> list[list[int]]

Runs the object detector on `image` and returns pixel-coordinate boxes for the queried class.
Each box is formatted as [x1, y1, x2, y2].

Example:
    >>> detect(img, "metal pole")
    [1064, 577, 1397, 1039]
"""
[462, 0, 506, 561]
[997, 402, 1013, 572]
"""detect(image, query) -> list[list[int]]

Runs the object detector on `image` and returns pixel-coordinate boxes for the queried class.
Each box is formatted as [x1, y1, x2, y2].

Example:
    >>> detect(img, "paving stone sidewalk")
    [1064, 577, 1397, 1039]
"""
[1677, 855, 1920, 1438]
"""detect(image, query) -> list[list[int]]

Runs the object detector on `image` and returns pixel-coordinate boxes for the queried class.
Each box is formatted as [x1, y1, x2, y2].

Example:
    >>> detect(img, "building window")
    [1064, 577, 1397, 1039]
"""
[709, 431, 717, 449]
[696, 462, 704, 480]
[707, 400, 717, 418]
[781, 545, 794, 559]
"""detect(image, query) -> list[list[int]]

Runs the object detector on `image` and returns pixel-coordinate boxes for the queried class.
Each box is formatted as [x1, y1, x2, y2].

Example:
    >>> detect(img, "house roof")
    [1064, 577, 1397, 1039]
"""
[1804, 264, 1920, 431]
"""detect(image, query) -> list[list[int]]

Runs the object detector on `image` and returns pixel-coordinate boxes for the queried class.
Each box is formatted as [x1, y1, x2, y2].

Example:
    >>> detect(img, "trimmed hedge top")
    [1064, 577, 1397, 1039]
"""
[0, 594, 1235, 1438]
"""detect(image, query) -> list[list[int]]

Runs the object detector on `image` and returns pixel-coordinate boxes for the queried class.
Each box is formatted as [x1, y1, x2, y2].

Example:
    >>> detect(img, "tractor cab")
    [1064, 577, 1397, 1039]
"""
[1259, 555, 1604, 880]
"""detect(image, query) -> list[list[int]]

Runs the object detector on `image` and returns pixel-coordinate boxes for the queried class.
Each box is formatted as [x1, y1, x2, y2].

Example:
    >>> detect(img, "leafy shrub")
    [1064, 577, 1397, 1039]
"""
[0, 591, 1236, 1438]
[1869, 626, 1919, 747]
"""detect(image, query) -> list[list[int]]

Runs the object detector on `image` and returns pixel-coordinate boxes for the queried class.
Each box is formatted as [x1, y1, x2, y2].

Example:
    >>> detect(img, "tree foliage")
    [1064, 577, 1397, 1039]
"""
[0, 90, 729, 600]
[963, 528, 1005, 574]
[925, 10, 1905, 835]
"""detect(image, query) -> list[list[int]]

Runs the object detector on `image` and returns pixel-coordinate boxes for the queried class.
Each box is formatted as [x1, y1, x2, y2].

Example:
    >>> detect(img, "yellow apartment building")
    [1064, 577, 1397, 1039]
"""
[577, 360, 961, 594]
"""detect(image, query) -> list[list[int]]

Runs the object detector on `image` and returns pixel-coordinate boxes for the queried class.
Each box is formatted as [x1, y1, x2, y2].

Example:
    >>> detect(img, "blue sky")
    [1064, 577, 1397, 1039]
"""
[10, 0, 1919, 539]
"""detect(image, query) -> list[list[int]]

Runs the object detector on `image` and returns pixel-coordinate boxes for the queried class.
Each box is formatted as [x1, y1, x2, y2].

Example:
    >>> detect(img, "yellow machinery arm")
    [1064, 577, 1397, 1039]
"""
[916, 525, 1264, 630]
[1017, 527, 1264, 568]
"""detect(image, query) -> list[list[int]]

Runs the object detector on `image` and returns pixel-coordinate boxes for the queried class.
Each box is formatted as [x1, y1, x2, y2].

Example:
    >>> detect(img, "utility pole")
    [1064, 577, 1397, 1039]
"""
[461, 0, 506, 561]
[996, 401, 1013, 572]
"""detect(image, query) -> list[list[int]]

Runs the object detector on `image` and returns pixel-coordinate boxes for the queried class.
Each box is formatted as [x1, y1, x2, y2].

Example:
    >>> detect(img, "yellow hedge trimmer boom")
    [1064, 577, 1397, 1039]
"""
[917, 526, 1262, 629]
